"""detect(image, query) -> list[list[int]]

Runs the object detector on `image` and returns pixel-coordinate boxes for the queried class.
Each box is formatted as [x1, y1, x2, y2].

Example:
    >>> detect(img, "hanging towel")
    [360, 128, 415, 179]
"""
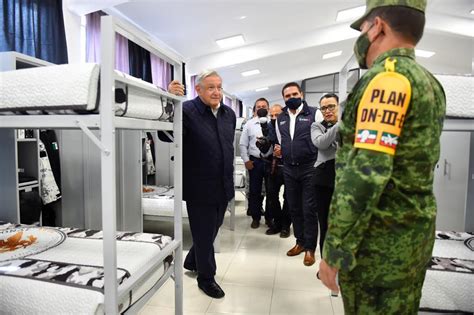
[145, 139, 156, 175]
[39, 141, 61, 205]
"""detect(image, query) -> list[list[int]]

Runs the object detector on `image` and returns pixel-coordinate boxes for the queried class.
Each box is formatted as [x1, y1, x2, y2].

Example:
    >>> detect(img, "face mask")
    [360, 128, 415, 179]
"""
[353, 24, 374, 69]
[256, 108, 268, 118]
[271, 119, 276, 128]
[285, 97, 302, 110]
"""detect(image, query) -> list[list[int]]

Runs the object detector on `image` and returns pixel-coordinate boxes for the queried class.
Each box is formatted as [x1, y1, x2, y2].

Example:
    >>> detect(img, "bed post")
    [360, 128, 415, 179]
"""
[173, 65, 184, 315]
[100, 15, 119, 315]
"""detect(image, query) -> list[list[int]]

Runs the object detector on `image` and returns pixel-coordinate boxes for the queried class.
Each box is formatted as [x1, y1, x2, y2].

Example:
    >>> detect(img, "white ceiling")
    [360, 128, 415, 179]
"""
[70, 0, 474, 108]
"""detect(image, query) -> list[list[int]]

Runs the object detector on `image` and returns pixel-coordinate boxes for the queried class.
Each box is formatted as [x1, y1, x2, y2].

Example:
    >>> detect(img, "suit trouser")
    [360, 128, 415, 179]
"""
[248, 157, 267, 221]
[184, 202, 227, 283]
[283, 162, 318, 250]
[314, 185, 333, 256]
[266, 165, 291, 229]
[339, 271, 427, 315]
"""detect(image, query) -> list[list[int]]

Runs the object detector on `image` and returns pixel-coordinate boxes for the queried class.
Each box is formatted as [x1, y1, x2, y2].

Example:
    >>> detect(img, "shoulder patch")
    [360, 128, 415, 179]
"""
[354, 71, 411, 155]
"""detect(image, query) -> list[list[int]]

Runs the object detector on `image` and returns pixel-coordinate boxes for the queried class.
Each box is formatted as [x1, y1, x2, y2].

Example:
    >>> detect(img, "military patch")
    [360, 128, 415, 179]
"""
[355, 129, 377, 144]
[354, 61, 411, 155]
[380, 132, 398, 149]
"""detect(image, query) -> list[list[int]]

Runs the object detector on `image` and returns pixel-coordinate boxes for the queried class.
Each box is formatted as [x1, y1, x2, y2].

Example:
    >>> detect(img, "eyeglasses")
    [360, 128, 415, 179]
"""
[205, 86, 223, 93]
[320, 104, 336, 112]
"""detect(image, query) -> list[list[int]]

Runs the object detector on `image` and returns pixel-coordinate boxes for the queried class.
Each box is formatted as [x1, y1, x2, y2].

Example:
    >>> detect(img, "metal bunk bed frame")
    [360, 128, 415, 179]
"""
[0, 16, 184, 315]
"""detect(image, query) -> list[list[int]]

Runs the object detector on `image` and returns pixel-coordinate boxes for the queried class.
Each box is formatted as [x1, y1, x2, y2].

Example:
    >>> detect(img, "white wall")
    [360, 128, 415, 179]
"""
[63, 0, 82, 64]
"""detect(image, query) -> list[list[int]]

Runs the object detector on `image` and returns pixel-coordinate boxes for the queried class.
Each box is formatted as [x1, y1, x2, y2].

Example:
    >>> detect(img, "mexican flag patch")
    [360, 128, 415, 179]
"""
[356, 129, 377, 144]
[380, 132, 398, 149]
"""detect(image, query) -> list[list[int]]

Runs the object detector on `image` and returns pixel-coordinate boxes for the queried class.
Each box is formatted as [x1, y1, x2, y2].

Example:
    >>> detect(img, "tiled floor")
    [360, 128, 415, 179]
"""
[139, 193, 344, 315]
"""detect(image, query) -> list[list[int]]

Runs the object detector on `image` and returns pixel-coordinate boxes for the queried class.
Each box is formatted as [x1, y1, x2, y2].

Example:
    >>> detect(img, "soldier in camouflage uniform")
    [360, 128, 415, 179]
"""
[318, 0, 446, 314]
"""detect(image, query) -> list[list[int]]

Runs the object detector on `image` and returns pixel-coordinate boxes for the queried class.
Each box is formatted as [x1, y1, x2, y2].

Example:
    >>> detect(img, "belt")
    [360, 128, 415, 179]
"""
[249, 155, 262, 160]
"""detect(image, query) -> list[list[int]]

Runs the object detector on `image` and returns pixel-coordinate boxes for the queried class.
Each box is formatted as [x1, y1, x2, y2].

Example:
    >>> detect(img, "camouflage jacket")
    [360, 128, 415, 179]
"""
[323, 48, 446, 287]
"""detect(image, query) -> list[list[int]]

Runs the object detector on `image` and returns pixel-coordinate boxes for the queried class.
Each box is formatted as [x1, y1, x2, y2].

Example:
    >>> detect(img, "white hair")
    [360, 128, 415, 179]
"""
[196, 69, 221, 86]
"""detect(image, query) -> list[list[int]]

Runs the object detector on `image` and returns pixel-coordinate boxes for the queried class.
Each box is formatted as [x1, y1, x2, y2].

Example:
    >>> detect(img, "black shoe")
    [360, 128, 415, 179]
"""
[265, 226, 281, 235]
[198, 281, 225, 299]
[183, 261, 197, 273]
[250, 219, 260, 229]
[280, 228, 290, 238]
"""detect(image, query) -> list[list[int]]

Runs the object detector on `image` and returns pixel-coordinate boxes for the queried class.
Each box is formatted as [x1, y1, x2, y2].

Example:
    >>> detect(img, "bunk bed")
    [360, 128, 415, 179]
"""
[420, 231, 474, 313]
[0, 16, 184, 315]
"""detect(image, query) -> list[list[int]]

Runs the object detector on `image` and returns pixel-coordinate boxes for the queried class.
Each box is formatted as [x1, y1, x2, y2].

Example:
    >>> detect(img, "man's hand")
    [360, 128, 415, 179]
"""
[318, 259, 339, 293]
[167, 80, 184, 96]
[273, 144, 282, 158]
[245, 160, 254, 170]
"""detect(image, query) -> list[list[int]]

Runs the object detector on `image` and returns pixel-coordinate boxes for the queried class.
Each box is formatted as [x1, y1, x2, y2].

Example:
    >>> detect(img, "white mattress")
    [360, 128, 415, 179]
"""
[0, 224, 173, 314]
[420, 231, 474, 313]
[0, 63, 169, 120]
[142, 186, 188, 217]
[0, 63, 99, 111]
[435, 74, 474, 118]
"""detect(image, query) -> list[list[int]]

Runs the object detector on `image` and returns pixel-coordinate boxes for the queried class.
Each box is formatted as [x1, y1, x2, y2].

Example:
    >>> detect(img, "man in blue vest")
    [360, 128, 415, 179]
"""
[181, 70, 236, 298]
[276, 82, 323, 266]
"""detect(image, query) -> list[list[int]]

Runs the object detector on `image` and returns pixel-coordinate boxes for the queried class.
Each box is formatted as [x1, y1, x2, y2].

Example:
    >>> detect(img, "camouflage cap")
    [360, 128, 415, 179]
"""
[350, 0, 426, 30]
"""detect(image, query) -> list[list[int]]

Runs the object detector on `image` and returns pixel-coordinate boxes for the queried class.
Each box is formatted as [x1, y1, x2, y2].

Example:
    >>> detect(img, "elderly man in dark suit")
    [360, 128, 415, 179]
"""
[172, 70, 235, 299]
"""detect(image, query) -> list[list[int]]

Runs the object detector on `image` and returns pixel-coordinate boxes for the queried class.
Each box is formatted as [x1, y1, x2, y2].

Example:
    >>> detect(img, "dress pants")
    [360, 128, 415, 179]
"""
[184, 202, 227, 283]
[266, 165, 291, 229]
[248, 157, 266, 221]
[314, 185, 333, 256]
[283, 162, 318, 250]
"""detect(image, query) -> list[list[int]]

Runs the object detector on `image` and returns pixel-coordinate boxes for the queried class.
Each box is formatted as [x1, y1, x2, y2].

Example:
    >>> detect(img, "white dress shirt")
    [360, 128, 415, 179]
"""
[211, 104, 220, 117]
[239, 116, 271, 162]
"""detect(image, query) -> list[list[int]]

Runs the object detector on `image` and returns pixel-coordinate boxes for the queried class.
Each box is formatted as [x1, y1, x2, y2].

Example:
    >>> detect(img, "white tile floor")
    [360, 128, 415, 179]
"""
[140, 193, 344, 315]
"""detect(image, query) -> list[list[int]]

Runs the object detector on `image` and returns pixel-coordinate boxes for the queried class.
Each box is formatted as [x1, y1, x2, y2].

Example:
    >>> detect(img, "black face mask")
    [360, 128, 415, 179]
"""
[285, 98, 302, 110]
[256, 108, 268, 118]
[271, 119, 276, 128]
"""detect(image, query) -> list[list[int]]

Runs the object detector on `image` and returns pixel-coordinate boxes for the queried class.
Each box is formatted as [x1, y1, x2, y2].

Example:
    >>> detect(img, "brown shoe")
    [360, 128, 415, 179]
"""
[286, 244, 305, 256]
[303, 250, 315, 266]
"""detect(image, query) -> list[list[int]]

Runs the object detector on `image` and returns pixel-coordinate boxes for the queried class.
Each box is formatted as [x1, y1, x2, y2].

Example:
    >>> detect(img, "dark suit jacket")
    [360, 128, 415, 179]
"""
[183, 97, 236, 205]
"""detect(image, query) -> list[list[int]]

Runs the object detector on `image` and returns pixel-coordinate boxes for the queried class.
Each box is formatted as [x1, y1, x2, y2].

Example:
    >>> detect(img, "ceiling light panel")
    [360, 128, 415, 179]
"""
[255, 87, 269, 92]
[241, 69, 260, 77]
[415, 49, 436, 58]
[322, 50, 343, 59]
[216, 35, 245, 49]
[336, 6, 366, 22]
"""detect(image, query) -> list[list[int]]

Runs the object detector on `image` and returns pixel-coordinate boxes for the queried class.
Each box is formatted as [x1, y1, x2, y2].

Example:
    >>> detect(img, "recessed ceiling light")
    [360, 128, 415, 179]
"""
[216, 35, 245, 49]
[322, 50, 343, 60]
[336, 6, 366, 22]
[415, 49, 436, 58]
[470, 9, 474, 14]
[241, 69, 260, 77]
[239, 16, 247, 20]
[255, 87, 269, 92]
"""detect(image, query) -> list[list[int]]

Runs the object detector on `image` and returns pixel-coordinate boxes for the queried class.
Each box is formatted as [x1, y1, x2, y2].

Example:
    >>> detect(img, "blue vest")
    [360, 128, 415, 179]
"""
[182, 97, 236, 204]
[277, 102, 318, 165]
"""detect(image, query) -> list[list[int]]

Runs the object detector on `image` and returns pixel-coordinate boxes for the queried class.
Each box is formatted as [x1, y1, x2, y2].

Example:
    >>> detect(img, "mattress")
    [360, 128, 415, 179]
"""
[142, 185, 188, 217]
[0, 63, 173, 121]
[420, 231, 474, 313]
[435, 74, 474, 118]
[0, 222, 173, 314]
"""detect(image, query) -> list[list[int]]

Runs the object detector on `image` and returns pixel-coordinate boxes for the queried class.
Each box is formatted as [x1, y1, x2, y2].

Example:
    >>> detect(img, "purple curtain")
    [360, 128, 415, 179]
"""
[115, 34, 129, 73]
[85, 11, 129, 73]
[189, 75, 197, 99]
[150, 53, 173, 89]
[85, 11, 105, 63]
[224, 96, 232, 107]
